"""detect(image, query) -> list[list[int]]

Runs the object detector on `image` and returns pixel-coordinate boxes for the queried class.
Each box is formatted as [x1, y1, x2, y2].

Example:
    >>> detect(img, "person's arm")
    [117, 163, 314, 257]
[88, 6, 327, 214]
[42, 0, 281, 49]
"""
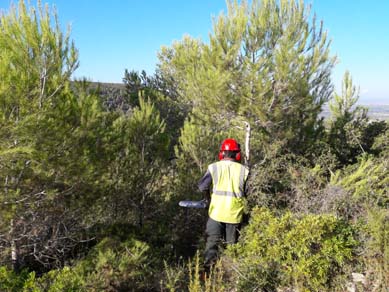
[243, 168, 250, 196]
[243, 177, 249, 196]
[198, 170, 212, 201]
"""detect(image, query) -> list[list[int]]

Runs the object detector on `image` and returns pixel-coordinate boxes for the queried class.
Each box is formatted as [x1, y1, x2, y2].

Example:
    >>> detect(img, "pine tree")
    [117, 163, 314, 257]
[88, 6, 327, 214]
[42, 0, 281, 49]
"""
[329, 70, 363, 120]
[158, 0, 336, 166]
[100, 97, 169, 228]
[0, 0, 78, 121]
[0, 0, 85, 270]
[327, 71, 373, 164]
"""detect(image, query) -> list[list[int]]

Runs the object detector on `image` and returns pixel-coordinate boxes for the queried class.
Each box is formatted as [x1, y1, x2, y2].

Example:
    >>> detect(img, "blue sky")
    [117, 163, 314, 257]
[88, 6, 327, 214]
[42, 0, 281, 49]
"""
[1, 0, 388, 103]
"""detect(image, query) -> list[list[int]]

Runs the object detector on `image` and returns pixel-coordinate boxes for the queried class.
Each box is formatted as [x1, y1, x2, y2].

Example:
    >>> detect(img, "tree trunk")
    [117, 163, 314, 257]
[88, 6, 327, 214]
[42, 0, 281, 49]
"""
[244, 121, 251, 166]
[9, 219, 19, 271]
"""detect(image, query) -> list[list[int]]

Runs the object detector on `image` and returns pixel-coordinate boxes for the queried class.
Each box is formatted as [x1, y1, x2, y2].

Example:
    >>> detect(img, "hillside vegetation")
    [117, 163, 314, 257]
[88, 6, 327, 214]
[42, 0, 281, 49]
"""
[0, 1, 388, 291]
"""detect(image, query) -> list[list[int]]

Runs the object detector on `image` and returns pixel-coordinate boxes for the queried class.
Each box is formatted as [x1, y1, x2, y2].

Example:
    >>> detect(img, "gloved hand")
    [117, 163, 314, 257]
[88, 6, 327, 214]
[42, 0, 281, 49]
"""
[201, 198, 209, 208]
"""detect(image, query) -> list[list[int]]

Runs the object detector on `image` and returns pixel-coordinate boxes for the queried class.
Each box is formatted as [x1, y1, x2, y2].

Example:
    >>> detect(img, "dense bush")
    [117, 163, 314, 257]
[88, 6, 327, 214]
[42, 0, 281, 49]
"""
[0, 237, 154, 291]
[227, 208, 357, 291]
[330, 155, 388, 212]
[364, 209, 389, 290]
[0, 267, 31, 291]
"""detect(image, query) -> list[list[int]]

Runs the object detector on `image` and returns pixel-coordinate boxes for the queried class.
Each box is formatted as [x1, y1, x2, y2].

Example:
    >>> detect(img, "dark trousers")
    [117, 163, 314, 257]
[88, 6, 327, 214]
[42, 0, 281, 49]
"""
[204, 217, 240, 268]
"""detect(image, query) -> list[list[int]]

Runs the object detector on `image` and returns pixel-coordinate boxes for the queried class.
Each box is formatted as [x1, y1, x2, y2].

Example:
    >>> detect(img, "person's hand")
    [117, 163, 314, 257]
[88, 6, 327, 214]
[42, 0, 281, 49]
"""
[201, 198, 209, 208]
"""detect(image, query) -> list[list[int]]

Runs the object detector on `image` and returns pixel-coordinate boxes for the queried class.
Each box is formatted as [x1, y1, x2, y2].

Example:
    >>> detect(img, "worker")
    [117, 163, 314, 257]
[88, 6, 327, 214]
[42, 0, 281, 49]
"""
[198, 138, 249, 271]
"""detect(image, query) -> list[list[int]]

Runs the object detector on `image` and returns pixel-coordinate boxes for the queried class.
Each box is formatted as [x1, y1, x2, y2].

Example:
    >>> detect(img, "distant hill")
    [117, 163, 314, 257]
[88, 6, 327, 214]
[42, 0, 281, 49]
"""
[360, 104, 389, 120]
[82, 81, 125, 90]
[87, 81, 389, 120]
[321, 104, 389, 120]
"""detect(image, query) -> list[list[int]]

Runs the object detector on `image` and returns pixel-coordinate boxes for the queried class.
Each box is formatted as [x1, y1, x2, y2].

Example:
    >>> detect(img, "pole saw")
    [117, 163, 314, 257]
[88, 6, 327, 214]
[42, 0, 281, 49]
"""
[178, 121, 251, 209]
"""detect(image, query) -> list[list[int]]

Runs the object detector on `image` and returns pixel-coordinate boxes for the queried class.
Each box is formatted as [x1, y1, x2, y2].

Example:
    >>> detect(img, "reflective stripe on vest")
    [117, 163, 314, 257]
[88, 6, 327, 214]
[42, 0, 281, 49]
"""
[208, 160, 249, 223]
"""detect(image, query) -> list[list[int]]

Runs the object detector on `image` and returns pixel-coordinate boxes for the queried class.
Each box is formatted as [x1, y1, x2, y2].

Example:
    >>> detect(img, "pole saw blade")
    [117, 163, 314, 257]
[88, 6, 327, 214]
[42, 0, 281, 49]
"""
[179, 199, 208, 209]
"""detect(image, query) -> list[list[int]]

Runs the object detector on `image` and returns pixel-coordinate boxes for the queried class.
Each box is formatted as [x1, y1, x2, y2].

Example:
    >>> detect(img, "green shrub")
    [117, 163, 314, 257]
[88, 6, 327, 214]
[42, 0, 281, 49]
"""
[0, 267, 28, 291]
[77, 237, 153, 291]
[29, 237, 154, 291]
[364, 209, 389, 290]
[228, 208, 357, 291]
[330, 155, 389, 210]
[35, 266, 85, 292]
[0, 238, 154, 292]
[160, 260, 186, 292]
[160, 252, 227, 292]
[187, 252, 226, 292]
[371, 126, 389, 158]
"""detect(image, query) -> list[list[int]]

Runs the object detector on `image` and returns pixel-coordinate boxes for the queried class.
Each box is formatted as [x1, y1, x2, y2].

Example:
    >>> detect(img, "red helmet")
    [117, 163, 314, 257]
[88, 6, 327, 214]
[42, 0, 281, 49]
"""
[219, 138, 241, 161]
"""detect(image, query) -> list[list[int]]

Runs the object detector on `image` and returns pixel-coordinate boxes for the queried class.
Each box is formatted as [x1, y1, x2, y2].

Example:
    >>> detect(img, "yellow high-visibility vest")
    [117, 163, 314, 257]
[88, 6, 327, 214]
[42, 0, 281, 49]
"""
[208, 160, 249, 224]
